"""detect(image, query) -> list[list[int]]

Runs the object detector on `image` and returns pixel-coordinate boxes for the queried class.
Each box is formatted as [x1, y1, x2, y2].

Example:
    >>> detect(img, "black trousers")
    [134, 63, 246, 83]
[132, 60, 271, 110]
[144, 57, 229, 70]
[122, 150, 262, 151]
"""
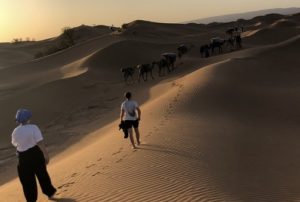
[17, 145, 56, 202]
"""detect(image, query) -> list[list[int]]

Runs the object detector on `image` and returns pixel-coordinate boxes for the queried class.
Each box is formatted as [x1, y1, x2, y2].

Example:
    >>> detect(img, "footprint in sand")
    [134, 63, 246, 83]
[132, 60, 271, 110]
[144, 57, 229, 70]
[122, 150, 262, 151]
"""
[86, 164, 96, 169]
[112, 147, 123, 156]
[92, 172, 102, 177]
[114, 153, 130, 161]
[70, 173, 78, 178]
[146, 132, 152, 137]
[102, 165, 110, 170]
[57, 182, 75, 190]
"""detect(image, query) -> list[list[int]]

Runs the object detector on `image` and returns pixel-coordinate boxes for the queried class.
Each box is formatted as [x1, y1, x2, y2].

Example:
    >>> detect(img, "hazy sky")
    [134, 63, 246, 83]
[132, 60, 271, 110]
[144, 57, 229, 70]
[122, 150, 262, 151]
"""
[0, 0, 299, 42]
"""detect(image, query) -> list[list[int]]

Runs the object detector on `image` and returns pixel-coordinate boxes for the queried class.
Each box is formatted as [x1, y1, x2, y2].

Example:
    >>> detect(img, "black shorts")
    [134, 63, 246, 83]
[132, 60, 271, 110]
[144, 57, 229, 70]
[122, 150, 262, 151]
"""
[124, 120, 139, 129]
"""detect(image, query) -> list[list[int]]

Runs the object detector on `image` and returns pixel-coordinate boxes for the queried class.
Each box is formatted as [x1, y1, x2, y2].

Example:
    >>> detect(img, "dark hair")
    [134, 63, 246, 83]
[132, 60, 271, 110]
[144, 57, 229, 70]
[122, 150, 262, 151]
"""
[124, 92, 132, 99]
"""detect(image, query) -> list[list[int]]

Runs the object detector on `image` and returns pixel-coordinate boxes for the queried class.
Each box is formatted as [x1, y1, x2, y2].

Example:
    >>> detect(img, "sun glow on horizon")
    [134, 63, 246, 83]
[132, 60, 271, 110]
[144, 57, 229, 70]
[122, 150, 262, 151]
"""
[0, 0, 299, 42]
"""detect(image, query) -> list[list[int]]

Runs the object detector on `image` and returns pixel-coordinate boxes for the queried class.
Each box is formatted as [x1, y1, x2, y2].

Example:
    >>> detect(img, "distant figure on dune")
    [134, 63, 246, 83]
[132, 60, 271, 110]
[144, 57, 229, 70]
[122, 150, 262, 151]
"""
[11, 109, 56, 202]
[120, 92, 141, 149]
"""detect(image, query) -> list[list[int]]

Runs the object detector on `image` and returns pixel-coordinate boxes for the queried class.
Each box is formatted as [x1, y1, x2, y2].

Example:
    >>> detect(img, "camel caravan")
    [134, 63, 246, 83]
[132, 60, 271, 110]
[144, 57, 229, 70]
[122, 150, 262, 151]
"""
[200, 26, 243, 58]
[121, 52, 179, 84]
[121, 26, 243, 83]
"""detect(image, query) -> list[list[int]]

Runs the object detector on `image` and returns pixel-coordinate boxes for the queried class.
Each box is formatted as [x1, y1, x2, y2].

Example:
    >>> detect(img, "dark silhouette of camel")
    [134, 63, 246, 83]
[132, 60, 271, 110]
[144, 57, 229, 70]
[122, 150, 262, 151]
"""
[154, 58, 170, 76]
[200, 44, 210, 58]
[210, 38, 225, 54]
[137, 63, 155, 82]
[177, 44, 188, 58]
[226, 37, 235, 51]
[225, 26, 243, 50]
[121, 67, 135, 83]
[235, 34, 242, 49]
[226, 28, 235, 37]
[162, 53, 177, 71]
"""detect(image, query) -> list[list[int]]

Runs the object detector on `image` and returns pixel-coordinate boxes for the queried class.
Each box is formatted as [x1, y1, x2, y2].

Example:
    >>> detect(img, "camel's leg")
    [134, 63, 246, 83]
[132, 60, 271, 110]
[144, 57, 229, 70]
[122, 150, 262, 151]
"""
[167, 65, 171, 73]
[150, 70, 154, 80]
[129, 74, 134, 84]
[159, 67, 165, 76]
[124, 73, 129, 83]
[170, 63, 174, 71]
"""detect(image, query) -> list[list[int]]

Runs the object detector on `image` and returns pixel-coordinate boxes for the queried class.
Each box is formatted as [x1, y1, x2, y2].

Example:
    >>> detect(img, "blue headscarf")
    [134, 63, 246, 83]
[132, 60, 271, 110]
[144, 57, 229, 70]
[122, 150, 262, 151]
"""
[15, 109, 32, 124]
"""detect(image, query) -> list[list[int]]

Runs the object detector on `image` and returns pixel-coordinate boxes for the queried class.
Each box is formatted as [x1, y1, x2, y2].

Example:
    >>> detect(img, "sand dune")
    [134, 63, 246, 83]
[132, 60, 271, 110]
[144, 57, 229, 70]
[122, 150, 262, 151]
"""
[0, 25, 112, 69]
[0, 13, 299, 201]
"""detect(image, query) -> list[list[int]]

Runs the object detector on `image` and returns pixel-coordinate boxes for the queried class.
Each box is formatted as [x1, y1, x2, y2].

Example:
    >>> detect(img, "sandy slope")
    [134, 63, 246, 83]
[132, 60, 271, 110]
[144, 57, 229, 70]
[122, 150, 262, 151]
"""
[1, 35, 299, 202]
[0, 25, 112, 69]
[0, 13, 300, 202]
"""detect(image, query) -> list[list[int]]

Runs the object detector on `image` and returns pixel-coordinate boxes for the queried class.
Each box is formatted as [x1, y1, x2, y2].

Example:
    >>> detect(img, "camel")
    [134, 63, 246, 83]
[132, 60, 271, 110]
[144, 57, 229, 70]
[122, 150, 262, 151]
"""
[177, 44, 188, 58]
[226, 37, 235, 51]
[226, 26, 243, 49]
[162, 53, 177, 71]
[137, 63, 155, 82]
[121, 67, 135, 83]
[154, 58, 171, 76]
[226, 28, 235, 37]
[200, 44, 210, 58]
[210, 37, 226, 54]
[235, 34, 242, 49]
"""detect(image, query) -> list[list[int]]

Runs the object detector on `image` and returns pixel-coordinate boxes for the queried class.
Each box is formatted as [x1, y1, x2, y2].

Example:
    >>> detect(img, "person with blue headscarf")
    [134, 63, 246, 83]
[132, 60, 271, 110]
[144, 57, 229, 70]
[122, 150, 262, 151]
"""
[11, 109, 56, 202]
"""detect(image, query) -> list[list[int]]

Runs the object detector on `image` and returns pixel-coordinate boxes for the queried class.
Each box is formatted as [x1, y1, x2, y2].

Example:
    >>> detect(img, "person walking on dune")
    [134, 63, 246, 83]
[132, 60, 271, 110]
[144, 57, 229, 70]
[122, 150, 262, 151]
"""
[11, 109, 56, 202]
[120, 92, 141, 149]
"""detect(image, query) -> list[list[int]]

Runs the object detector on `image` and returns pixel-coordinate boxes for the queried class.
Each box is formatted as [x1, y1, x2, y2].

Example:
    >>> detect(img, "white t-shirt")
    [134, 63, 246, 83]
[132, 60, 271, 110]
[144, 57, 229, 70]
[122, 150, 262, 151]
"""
[11, 124, 43, 152]
[121, 100, 139, 121]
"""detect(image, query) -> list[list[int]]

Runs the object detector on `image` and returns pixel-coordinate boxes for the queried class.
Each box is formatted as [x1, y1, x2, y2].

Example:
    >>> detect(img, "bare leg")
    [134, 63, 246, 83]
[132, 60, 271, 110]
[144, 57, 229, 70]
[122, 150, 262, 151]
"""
[128, 128, 136, 149]
[134, 127, 141, 145]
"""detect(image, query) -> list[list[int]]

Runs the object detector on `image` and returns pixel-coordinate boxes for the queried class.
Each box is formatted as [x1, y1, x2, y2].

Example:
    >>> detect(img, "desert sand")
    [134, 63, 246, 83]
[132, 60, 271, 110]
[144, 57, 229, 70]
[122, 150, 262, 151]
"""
[0, 13, 299, 201]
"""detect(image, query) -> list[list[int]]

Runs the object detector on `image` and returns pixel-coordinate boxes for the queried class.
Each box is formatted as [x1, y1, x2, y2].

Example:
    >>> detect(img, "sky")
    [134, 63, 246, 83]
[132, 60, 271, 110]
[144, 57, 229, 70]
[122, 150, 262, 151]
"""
[0, 0, 299, 42]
